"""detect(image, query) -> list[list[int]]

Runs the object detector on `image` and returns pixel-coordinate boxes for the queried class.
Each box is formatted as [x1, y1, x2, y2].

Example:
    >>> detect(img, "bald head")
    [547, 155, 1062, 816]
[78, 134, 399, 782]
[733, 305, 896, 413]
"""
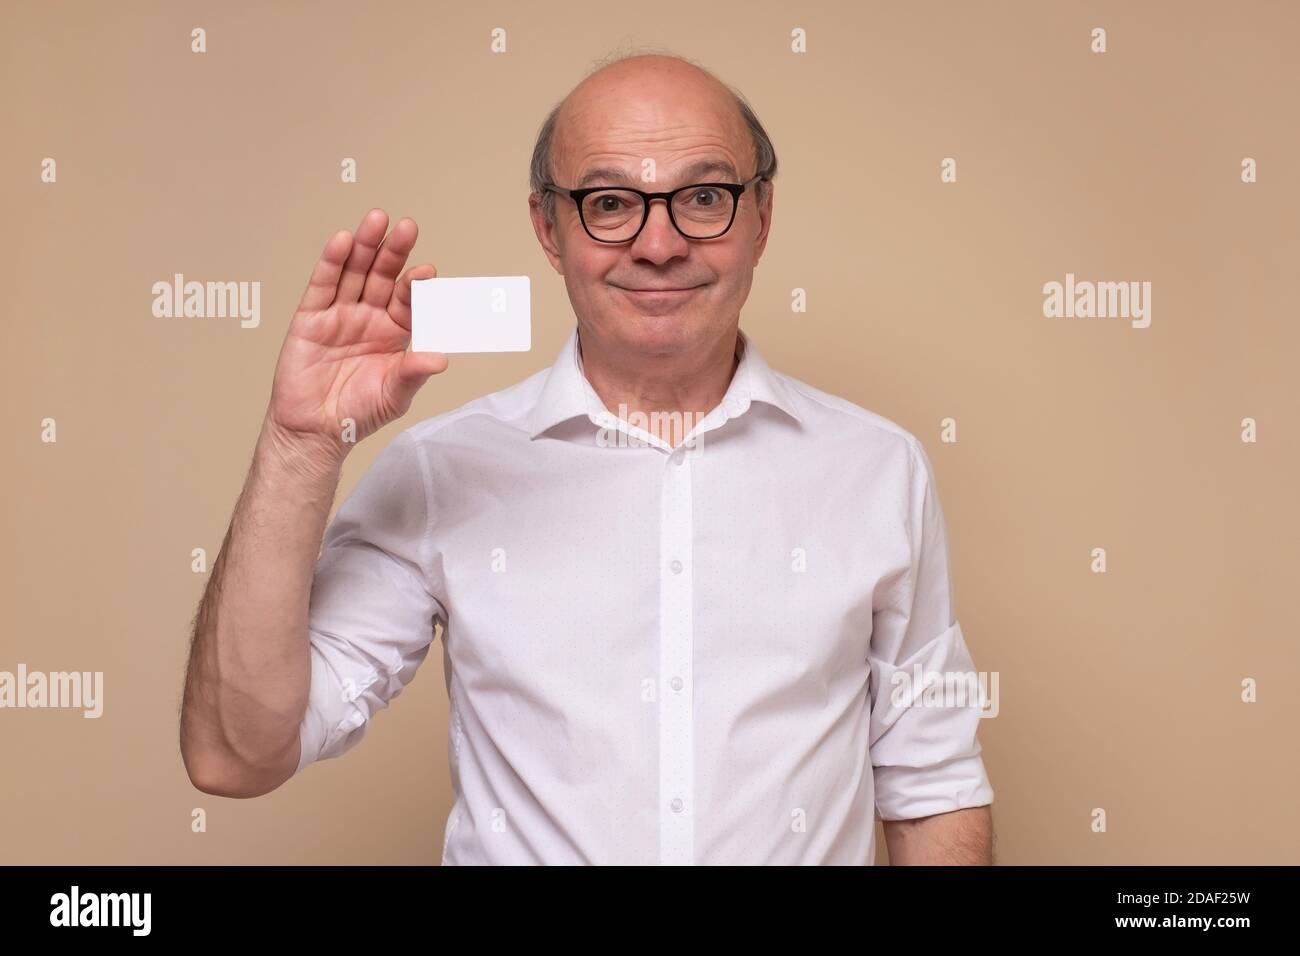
[530, 52, 777, 223]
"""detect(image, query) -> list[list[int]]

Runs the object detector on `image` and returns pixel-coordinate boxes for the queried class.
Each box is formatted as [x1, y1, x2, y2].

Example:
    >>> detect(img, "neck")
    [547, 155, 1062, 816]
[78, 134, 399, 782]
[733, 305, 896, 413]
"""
[577, 325, 741, 447]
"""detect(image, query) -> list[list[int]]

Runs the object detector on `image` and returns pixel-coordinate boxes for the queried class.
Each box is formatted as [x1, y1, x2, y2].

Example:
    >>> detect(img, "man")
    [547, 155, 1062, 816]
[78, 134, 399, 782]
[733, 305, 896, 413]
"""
[180, 51, 995, 865]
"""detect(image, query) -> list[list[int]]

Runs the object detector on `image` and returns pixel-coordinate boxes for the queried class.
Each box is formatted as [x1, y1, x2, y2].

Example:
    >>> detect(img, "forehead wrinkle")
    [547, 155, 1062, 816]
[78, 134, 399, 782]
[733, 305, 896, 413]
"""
[566, 119, 739, 154]
[576, 158, 740, 189]
[560, 127, 745, 189]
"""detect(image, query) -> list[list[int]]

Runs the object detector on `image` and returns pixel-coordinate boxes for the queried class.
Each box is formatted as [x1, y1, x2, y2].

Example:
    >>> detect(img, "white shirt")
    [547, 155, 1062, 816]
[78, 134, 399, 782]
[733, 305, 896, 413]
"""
[295, 325, 994, 864]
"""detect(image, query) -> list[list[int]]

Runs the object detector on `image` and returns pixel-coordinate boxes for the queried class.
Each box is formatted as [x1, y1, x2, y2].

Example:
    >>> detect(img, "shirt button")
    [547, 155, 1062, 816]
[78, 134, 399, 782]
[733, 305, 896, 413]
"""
[670, 798, 684, 813]
[672, 449, 685, 465]
[670, 676, 684, 691]
[670, 559, 683, 574]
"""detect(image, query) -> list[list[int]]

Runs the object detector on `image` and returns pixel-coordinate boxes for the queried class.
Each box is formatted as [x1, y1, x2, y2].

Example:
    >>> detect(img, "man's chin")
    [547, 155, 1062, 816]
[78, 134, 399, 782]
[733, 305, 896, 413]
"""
[614, 314, 698, 354]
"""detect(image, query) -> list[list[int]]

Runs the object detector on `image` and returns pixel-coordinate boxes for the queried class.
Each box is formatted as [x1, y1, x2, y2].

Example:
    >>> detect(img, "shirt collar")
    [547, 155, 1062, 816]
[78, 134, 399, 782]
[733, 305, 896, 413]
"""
[526, 325, 803, 440]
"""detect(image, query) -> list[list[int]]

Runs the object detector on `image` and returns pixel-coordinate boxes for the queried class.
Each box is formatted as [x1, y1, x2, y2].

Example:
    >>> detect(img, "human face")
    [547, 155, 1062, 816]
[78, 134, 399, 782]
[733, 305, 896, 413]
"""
[529, 62, 773, 361]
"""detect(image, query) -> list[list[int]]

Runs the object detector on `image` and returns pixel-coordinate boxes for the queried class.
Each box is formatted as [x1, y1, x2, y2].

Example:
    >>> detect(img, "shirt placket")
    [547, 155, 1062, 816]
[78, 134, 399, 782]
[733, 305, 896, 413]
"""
[587, 388, 738, 866]
[658, 440, 694, 865]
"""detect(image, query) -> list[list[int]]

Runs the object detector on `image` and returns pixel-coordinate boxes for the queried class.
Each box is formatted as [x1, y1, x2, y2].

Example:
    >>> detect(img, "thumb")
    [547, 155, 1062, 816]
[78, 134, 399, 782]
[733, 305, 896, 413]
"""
[385, 349, 449, 412]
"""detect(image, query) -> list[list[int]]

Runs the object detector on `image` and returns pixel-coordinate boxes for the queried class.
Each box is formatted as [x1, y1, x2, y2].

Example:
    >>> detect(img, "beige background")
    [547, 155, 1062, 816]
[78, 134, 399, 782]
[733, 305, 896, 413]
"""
[1, 0, 1296, 864]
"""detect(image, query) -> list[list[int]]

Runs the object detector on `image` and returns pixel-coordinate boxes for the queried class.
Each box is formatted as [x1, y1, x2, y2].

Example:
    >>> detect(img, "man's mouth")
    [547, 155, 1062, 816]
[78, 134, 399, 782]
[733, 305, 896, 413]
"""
[615, 284, 702, 292]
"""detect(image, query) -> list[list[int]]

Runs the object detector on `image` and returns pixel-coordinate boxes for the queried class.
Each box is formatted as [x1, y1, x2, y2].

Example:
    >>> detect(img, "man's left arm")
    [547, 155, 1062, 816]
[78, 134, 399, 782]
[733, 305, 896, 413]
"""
[867, 437, 995, 864]
[883, 805, 993, 865]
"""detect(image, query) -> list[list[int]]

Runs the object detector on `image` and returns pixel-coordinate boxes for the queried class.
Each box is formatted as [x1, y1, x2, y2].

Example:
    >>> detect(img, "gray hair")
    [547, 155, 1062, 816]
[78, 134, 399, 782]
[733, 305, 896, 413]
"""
[529, 50, 778, 224]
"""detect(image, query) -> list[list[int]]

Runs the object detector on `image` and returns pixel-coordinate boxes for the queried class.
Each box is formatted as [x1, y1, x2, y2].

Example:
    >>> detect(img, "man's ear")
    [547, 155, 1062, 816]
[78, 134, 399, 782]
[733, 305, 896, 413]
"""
[751, 180, 774, 266]
[528, 193, 565, 275]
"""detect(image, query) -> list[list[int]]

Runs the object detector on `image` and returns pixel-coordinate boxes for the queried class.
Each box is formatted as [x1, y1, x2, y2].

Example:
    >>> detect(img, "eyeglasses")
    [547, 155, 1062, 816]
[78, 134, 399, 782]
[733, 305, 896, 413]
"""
[542, 174, 766, 243]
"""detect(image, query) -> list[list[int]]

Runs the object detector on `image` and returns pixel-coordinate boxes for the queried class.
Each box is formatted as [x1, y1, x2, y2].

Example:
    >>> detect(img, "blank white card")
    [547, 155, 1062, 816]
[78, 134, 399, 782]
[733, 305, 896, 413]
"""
[411, 275, 532, 353]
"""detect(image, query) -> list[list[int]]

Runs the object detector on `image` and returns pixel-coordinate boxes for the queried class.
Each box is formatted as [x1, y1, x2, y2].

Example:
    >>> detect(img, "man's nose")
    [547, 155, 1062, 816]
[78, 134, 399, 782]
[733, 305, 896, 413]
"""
[630, 198, 689, 261]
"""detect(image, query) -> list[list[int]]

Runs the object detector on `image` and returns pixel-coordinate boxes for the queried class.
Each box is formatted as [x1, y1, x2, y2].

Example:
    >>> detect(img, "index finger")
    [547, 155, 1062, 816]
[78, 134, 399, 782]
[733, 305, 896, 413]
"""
[388, 263, 438, 331]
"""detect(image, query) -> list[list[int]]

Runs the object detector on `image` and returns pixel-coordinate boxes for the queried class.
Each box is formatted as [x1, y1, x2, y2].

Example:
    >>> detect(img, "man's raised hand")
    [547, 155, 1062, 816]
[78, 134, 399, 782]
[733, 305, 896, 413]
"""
[264, 208, 448, 466]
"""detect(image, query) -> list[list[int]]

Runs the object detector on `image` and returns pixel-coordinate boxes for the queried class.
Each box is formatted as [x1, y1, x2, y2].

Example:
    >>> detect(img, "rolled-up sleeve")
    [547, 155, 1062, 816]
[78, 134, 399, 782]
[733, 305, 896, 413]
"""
[868, 437, 994, 820]
[294, 429, 445, 776]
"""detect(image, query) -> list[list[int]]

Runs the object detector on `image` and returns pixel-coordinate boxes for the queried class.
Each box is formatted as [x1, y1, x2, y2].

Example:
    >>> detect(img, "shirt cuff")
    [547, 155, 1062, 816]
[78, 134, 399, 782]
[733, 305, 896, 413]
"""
[292, 635, 372, 776]
[874, 752, 994, 821]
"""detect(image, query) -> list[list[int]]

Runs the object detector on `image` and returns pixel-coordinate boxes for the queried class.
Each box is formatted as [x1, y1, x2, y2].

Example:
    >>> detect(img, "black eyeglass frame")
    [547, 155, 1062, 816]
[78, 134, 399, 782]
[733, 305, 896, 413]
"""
[542, 174, 767, 243]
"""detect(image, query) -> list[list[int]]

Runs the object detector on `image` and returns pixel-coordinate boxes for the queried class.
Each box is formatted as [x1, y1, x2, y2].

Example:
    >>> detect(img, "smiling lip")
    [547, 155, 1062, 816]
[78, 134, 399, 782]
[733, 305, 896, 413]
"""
[615, 285, 702, 313]
[618, 283, 702, 291]
[617, 285, 701, 293]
